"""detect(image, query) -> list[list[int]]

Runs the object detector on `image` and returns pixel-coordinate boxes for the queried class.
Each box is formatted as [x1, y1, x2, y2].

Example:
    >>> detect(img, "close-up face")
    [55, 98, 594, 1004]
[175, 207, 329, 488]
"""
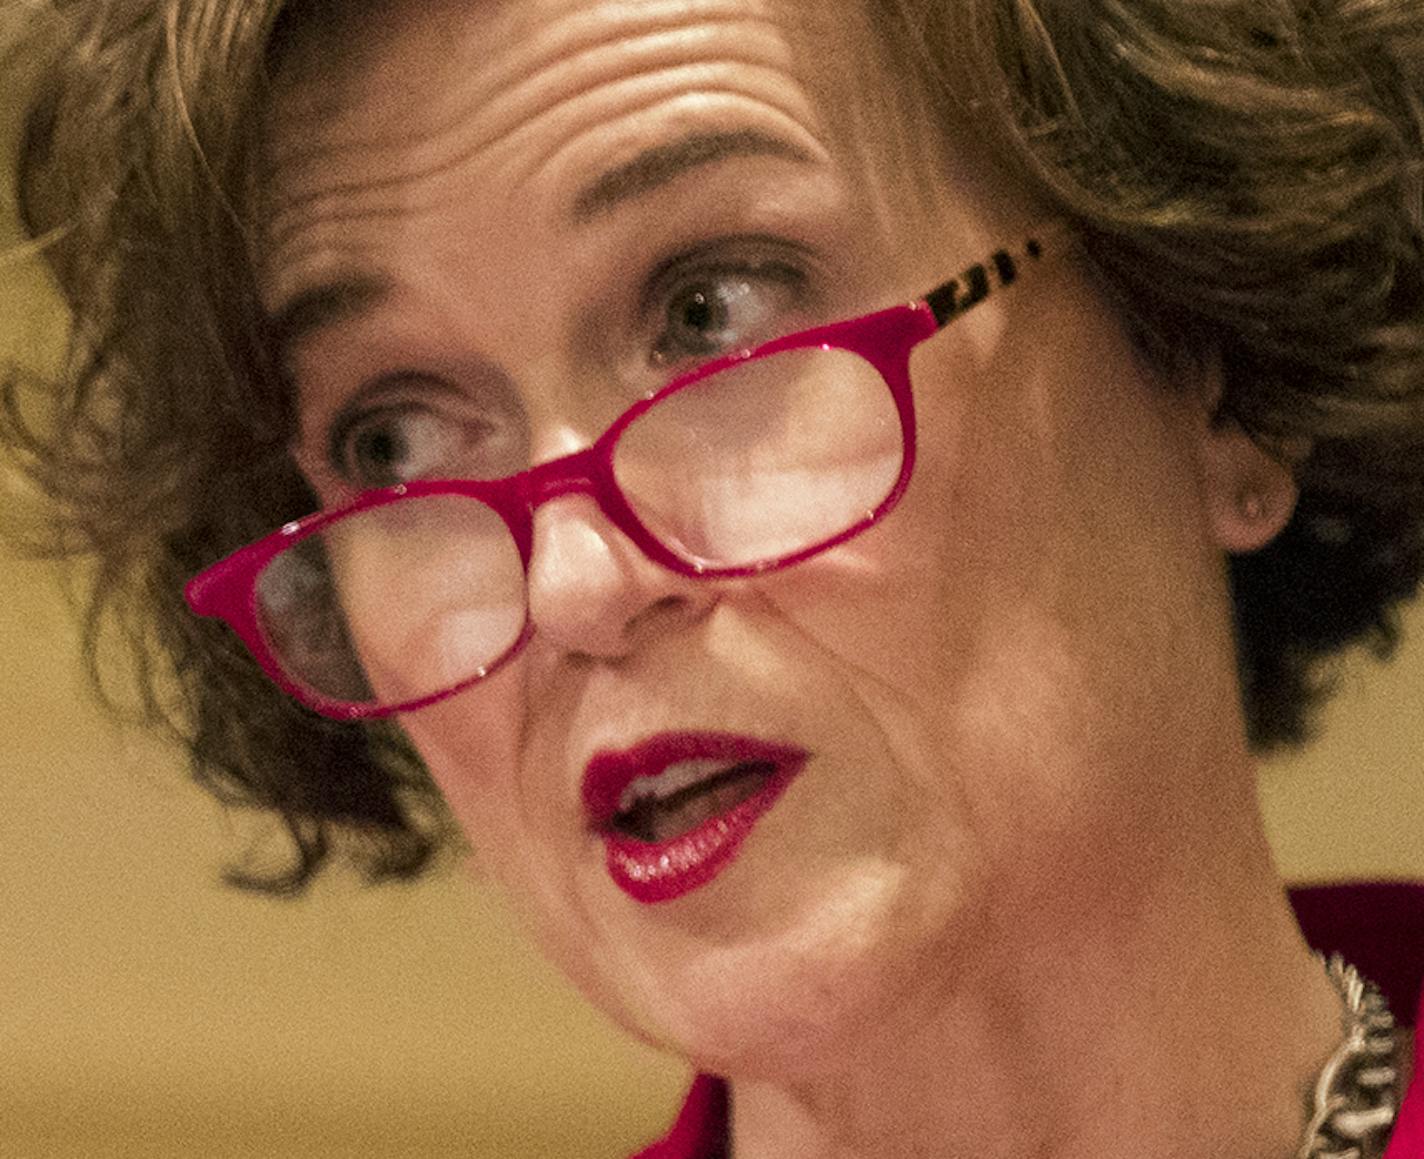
[262, 0, 1250, 1080]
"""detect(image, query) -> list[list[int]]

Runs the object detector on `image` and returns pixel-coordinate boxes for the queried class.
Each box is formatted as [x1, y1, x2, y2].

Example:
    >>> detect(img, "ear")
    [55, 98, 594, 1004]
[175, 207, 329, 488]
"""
[1186, 366, 1306, 555]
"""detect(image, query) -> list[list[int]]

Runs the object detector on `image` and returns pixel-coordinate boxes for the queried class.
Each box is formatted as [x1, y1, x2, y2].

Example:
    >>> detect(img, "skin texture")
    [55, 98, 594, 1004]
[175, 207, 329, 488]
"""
[263, 2, 1380, 1155]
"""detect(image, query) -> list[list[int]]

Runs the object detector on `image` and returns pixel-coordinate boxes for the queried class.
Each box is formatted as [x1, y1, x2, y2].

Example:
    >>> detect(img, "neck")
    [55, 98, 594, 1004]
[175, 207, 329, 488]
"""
[730, 779, 1348, 1159]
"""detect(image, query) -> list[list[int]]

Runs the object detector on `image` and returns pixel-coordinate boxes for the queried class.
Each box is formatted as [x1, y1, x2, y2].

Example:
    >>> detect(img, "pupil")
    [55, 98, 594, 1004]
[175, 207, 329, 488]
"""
[677, 287, 729, 340]
[359, 429, 401, 467]
[684, 291, 714, 331]
[349, 426, 413, 484]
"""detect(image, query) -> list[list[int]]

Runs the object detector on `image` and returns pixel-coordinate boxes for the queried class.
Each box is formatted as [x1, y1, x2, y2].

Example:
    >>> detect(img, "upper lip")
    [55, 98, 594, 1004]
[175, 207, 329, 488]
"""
[581, 731, 810, 832]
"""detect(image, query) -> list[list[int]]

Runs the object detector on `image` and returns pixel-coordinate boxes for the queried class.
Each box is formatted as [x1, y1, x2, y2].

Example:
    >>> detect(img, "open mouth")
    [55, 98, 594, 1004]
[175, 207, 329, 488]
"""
[611, 759, 777, 844]
[583, 733, 809, 904]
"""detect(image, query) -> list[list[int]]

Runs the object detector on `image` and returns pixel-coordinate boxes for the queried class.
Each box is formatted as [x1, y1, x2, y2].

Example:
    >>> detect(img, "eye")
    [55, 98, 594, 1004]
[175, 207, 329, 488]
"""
[333, 404, 464, 488]
[650, 262, 807, 370]
[328, 390, 526, 489]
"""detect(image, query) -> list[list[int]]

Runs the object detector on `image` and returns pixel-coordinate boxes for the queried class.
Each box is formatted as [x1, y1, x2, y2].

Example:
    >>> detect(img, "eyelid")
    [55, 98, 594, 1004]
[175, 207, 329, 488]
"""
[325, 374, 445, 472]
[638, 234, 820, 323]
[322, 371, 512, 492]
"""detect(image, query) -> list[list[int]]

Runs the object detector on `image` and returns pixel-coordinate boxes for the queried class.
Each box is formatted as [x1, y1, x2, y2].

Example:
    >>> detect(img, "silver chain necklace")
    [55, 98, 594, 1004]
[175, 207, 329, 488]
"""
[1299, 954, 1400, 1159]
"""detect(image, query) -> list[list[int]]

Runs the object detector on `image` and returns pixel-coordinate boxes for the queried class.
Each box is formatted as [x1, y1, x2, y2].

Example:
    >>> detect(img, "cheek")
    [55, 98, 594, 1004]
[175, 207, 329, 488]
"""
[399, 668, 529, 843]
[735, 323, 987, 726]
[401, 673, 629, 995]
[913, 291, 1221, 896]
[401, 666, 603, 957]
[763, 269, 1217, 857]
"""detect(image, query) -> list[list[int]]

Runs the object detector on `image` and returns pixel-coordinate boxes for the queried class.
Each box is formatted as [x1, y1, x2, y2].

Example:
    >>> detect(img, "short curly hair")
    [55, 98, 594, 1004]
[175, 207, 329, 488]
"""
[6, 0, 1424, 893]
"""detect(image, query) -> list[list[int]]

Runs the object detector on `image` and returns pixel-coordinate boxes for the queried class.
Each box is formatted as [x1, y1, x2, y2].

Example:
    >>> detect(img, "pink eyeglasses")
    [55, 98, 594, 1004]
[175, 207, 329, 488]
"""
[185, 237, 1048, 719]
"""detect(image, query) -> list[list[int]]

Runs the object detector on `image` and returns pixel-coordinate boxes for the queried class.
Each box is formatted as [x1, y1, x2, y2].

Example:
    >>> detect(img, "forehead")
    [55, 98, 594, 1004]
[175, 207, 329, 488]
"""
[266, 0, 877, 146]
[258, 0, 913, 304]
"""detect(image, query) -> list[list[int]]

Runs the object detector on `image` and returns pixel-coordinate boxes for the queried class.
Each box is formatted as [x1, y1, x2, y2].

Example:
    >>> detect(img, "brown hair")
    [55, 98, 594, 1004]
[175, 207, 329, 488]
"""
[6, 0, 1424, 892]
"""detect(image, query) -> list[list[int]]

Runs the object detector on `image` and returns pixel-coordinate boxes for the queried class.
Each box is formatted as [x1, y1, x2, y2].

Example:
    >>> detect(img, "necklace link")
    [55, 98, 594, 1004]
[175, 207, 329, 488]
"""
[1300, 954, 1399, 1159]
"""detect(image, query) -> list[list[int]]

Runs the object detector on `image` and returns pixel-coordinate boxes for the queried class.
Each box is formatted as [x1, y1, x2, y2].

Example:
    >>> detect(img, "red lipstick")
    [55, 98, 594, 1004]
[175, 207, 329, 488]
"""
[582, 732, 808, 904]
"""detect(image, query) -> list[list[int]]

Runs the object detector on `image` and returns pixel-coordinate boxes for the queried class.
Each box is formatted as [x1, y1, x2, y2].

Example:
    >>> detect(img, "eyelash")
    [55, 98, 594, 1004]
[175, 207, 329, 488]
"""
[326, 399, 421, 482]
[639, 241, 814, 370]
[322, 377, 520, 492]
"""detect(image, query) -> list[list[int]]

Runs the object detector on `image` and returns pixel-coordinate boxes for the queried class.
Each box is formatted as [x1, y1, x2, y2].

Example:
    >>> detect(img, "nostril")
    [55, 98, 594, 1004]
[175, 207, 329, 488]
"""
[626, 593, 698, 638]
[641, 593, 689, 620]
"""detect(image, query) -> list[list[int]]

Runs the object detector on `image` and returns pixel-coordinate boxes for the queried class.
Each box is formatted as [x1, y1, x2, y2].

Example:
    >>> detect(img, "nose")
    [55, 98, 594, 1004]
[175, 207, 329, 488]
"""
[525, 495, 717, 663]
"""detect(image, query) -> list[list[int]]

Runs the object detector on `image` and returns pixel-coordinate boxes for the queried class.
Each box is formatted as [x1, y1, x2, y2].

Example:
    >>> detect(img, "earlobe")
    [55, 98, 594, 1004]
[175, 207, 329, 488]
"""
[1204, 455, 1298, 554]
[1186, 368, 1306, 556]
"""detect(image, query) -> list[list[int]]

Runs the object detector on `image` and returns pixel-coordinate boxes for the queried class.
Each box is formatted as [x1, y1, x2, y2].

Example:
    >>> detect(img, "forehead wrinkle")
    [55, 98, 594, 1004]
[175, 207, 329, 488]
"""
[569, 124, 817, 222]
[267, 54, 807, 246]
[264, 77, 809, 286]
[265, 6, 773, 176]
[268, 88, 826, 299]
[264, 7, 790, 245]
[516, 76, 830, 218]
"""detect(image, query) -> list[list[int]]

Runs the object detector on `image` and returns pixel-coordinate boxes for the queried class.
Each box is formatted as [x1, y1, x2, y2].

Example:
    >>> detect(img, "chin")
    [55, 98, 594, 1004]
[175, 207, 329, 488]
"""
[576, 850, 971, 1080]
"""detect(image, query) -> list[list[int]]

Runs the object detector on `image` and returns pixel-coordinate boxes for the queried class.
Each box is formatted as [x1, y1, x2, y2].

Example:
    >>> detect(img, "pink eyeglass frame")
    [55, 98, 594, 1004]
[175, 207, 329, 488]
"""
[185, 238, 1047, 720]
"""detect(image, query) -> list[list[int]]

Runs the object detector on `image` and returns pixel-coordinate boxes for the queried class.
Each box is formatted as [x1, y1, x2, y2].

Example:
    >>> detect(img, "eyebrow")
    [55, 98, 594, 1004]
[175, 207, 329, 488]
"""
[269, 273, 392, 370]
[570, 128, 816, 223]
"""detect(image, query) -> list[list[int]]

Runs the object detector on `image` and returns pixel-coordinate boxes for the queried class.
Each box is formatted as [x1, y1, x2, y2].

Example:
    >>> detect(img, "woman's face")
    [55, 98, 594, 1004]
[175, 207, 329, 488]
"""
[265, 0, 1244, 1077]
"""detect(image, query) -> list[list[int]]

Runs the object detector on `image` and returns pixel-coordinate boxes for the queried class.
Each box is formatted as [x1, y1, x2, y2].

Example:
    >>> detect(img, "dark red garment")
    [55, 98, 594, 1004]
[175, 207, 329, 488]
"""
[632, 882, 1424, 1159]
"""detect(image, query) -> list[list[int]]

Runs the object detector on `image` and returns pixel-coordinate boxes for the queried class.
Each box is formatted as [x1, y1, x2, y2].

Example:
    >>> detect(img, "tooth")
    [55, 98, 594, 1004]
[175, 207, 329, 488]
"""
[616, 758, 733, 813]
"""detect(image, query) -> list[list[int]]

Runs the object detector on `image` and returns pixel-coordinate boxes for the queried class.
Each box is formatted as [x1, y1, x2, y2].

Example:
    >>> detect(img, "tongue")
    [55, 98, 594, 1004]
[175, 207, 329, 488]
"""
[617, 763, 772, 844]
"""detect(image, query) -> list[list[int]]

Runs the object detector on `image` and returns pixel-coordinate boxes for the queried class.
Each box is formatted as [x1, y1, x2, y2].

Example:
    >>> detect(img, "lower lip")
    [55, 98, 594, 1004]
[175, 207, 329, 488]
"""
[601, 756, 806, 905]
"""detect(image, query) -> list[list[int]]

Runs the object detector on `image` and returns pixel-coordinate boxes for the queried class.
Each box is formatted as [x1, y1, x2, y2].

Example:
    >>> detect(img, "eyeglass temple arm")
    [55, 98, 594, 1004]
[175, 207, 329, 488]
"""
[923, 237, 1047, 329]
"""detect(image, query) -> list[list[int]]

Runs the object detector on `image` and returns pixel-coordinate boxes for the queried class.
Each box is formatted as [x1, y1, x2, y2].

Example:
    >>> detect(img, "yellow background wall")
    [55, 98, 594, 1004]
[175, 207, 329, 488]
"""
[1, 57, 1421, 1159]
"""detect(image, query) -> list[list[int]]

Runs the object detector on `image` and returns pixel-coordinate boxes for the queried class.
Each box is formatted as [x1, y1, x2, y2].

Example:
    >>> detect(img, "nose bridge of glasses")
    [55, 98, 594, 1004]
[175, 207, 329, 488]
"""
[522, 444, 604, 510]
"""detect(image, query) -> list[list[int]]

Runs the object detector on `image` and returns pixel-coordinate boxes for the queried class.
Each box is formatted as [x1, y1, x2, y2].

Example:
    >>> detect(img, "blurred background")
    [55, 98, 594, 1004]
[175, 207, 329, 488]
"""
[2, 32, 1422, 1159]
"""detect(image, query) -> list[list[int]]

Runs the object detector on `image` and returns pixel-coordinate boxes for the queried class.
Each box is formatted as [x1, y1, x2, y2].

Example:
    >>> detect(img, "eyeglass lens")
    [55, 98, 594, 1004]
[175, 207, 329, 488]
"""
[254, 346, 904, 708]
